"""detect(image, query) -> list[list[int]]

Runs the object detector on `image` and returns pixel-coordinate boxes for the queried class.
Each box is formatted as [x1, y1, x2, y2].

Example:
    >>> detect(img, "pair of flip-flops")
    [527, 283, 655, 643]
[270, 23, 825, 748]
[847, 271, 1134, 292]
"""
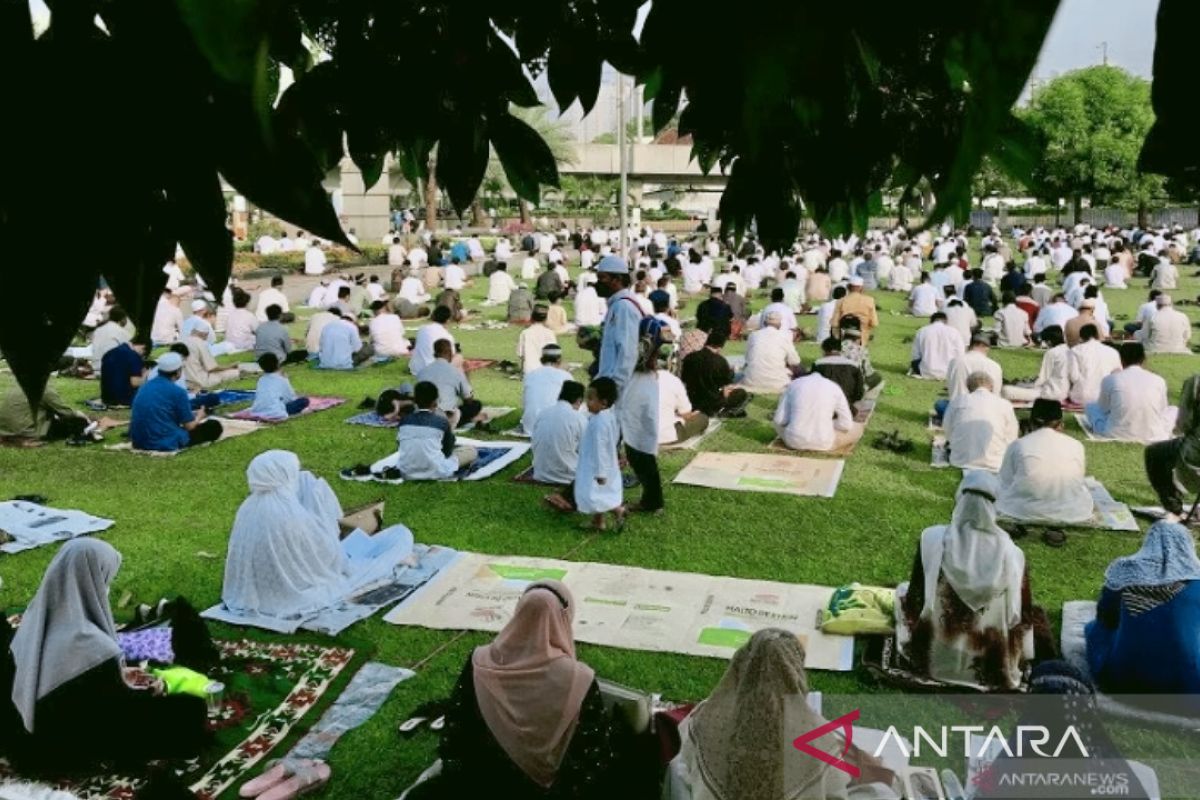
[339, 465, 404, 485]
[240, 759, 330, 800]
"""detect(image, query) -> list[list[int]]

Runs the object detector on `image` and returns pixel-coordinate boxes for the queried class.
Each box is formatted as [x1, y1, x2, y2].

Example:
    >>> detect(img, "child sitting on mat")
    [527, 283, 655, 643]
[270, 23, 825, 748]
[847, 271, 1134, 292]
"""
[247, 353, 310, 421]
[573, 377, 625, 532]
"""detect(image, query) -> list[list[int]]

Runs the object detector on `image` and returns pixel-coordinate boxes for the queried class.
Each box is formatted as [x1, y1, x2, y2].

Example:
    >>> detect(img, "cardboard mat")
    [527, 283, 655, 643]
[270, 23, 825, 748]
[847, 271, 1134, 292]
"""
[662, 418, 724, 451]
[104, 417, 262, 456]
[384, 552, 855, 670]
[673, 451, 845, 497]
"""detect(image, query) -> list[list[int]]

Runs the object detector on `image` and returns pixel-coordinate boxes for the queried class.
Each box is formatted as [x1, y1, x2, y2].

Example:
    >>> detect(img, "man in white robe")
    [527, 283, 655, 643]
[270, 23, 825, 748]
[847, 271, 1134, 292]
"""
[486, 266, 517, 305]
[908, 273, 939, 317]
[910, 313, 965, 380]
[255, 277, 291, 322]
[574, 281, 605, 327]
[1033, 295, 1077, 337]
[996, 399, 1094, 525]
[943, 299, 977, 345]
[773, 371, 856, 452]
[520, 344, 572, 435]
[993, 292, 1031, 348]
[1068, 324, 1121, 407]
[1085, 342, 1176, 443]
[945, 335, 1003, 401]
[1143, 294, 1192, 354]
[943, 372, 1019, 472]
[150, 290, 184, 346]
[740, 312, 800, 394]
[1151, 258, 1178, 291]
[368, 301, 410, 359]
[304, 243, 327, 275]
[532, 381, 586, 487]
[409, 306, 456, 375]
[1002, 325, 1072, 403]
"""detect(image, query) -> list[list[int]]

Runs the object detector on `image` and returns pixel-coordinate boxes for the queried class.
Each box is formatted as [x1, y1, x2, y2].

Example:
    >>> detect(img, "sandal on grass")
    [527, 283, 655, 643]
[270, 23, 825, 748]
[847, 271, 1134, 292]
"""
[240, 759, 330, 800]
[339, 464, 374, 482]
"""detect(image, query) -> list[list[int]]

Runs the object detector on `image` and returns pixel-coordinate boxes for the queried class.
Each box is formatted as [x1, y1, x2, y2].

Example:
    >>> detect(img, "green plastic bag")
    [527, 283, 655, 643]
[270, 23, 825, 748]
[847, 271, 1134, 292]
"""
[150, 666, 212, 698]
[819, 583, 896, 635]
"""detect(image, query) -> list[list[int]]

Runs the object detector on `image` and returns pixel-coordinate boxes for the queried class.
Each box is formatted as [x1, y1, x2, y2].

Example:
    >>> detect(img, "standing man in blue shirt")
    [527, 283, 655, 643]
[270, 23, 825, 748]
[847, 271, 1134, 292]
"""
[130, 352, 223, 451]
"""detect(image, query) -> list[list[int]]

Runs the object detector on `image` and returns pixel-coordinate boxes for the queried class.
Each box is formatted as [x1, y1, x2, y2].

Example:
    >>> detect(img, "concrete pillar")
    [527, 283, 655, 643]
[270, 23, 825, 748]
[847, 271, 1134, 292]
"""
[339, 156, 392, 244]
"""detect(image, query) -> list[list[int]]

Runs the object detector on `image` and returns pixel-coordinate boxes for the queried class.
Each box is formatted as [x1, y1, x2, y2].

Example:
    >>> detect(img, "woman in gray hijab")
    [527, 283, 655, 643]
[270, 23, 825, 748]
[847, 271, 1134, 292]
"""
[0, 539, 207, 775]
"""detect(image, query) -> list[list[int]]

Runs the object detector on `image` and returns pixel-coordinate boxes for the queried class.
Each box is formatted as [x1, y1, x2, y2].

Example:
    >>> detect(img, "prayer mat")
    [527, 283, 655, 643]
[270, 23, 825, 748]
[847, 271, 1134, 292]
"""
[384, 552, 855, 670]
[661, 418, 723, 452]
[228, 396, 346, 423]
[344, 411, 397, 428]
[287, 662, 414, 761]
[862, 636, 1024, 693]
[365, 438, 531, 483]
[767, 426, 865, 458]
[501, 426, 532, 439]
[203, 534, 459, 636]
[0, 501, 114, 555]
[104, 418, 262, 456]
[1072, 412, 1173, 444]
[0, 639, 363, 800]
[997, 478, 1139, 532]
[673, 452, 845, 498]
[1060, 601, 1200, 731]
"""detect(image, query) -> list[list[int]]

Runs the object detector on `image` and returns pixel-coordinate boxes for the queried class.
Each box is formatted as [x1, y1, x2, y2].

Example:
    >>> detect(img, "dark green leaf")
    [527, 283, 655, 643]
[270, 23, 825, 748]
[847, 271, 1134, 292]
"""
[437, 120, 490, 214]
[490, 112, 560, 205]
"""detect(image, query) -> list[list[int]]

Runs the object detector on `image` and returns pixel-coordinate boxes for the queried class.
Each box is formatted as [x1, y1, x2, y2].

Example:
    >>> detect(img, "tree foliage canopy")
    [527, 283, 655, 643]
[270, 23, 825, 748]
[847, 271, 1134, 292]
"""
[1021, 66, 1165, 210]
[2, 0, 1198, 400]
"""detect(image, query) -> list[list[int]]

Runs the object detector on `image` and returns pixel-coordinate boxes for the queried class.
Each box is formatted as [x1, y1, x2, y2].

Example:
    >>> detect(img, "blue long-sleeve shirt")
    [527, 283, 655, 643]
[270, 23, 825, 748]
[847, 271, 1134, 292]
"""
[597, 290, 642, 390]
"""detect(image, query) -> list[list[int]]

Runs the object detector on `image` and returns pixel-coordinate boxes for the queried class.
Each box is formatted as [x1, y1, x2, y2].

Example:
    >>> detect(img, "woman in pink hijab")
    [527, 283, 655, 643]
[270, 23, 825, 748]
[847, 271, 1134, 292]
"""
[409, 580, 621, 799]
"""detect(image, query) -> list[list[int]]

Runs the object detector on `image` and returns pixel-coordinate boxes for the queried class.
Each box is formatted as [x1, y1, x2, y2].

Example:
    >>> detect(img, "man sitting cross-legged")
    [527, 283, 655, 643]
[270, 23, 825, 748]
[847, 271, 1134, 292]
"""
[910, 312, 965, 380]
[943, 371, 1019, 472]
[1085, 342, 1176, 443]
[996, 398, 1093, 531]
[318, 312, 374, 370]
[772, 370, 856, 452]
[415, 339, 482, 430]
[680, 330, 749, 419]
[1001, 325, 1072, 404]
[537, 381, 588, 513]
[394, 381, 478, 480]
[812, 337, 864, 406]
[130, 352, 223, 452]
[519, 343, 572, 436]
[740, 311, 800, 394]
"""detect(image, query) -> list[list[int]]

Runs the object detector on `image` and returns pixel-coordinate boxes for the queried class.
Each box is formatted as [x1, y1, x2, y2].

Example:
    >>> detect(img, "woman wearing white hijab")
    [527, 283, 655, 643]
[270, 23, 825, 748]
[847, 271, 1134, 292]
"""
[222, 451, 350, 620]
[409, 581, 620, 799]
[897, 471, 1043, 690]
[668, 628, 893, 800]
[2, 539, 206, 774]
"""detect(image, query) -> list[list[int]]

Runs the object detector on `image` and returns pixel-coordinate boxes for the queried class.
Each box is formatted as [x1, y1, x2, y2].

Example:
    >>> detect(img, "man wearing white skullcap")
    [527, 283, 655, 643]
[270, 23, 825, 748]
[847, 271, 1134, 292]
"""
[130, 351, 223, 451]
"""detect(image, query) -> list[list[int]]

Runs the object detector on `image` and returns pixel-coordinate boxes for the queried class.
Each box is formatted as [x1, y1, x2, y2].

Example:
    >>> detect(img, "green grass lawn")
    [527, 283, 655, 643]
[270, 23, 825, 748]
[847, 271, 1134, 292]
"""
[1, 244, 1198, 797]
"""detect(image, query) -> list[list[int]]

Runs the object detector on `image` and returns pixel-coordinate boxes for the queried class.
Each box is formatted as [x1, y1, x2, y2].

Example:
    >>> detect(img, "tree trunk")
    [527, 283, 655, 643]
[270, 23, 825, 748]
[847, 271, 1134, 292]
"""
[519, 197, 531, 226]
[470, 198, 486, 228]
[424, 167, 438, 232]
[1072, 195, 1083, 225]
[1137, 201, 1149, 229]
